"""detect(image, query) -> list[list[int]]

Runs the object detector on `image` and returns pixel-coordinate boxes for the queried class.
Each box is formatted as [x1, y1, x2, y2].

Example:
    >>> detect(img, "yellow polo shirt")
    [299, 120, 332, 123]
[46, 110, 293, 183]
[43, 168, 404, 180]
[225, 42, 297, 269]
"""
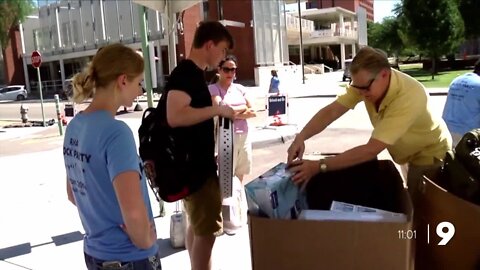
[336, 69, 452, 165]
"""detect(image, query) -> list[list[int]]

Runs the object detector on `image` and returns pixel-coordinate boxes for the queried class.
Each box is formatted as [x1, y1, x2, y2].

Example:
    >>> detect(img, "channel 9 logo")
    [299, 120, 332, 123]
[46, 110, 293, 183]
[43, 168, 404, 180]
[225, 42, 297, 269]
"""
[428, 221, 455, 245]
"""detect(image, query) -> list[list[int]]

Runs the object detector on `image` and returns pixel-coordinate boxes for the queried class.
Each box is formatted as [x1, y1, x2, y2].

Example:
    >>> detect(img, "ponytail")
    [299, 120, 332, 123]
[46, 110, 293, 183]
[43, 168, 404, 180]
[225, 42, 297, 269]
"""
[72, 63, 95, 104]
[71, 43, 144, 104]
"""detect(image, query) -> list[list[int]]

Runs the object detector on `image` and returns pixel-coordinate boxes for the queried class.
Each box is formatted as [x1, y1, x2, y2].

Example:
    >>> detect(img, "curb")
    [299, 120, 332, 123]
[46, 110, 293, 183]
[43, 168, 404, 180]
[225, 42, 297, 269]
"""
[252, 134, 296, 149]
[251, 125, 298, 149]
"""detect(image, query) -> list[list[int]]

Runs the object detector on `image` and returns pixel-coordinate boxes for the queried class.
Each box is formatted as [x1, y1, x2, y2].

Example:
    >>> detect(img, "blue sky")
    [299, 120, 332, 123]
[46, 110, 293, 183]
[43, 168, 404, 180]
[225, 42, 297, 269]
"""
[374, 0, 401, 22]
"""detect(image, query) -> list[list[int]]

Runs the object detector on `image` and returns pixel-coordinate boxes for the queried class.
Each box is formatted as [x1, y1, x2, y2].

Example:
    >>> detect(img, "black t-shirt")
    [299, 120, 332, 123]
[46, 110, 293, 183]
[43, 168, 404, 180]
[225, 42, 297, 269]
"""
[164, 59, 217, 176]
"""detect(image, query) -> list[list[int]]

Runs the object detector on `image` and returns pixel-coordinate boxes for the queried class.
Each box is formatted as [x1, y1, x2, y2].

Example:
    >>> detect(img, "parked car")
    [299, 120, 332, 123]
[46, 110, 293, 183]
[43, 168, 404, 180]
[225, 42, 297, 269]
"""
[0, 85, 27, 101]
[388, 57, 400, 70]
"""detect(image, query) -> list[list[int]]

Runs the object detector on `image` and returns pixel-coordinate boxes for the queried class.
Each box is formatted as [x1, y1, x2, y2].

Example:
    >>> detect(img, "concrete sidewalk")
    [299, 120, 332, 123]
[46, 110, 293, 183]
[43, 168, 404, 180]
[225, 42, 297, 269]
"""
[0, 147, 251, 270]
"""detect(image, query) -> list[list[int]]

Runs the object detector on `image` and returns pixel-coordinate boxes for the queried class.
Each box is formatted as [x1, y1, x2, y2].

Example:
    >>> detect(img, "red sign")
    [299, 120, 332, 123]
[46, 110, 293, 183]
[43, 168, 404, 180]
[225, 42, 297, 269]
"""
[31, 50, 42, 68]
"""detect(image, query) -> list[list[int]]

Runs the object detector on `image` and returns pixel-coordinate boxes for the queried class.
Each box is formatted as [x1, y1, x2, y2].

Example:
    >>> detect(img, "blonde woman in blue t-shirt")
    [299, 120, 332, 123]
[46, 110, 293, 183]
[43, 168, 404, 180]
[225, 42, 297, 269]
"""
[64, 44, 160, 270]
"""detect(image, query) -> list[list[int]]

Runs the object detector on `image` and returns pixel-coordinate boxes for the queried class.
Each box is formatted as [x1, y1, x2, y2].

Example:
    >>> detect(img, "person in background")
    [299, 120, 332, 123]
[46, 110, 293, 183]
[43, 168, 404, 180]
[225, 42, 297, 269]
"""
[442, 59, 480, 146]
[287, 46, 451, 204]
[64, 43, 160, 270]
[164, 21, 234, 270]
[209, 55, 256, 183]
[269, 69, 280, 94]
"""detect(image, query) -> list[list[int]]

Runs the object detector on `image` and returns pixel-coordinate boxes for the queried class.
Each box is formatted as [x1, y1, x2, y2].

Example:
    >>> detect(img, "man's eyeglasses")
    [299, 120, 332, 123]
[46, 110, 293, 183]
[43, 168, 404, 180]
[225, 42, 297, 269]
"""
[349, 76, 377, 92]
[221, 67, 237, 73]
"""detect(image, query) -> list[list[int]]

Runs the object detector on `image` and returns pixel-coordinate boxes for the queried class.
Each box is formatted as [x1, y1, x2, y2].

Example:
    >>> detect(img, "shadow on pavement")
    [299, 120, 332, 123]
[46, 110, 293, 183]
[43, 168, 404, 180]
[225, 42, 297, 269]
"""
[0, 231, 184, 261]
[0, 231, 84, 260]
[157, 238, 185, 259]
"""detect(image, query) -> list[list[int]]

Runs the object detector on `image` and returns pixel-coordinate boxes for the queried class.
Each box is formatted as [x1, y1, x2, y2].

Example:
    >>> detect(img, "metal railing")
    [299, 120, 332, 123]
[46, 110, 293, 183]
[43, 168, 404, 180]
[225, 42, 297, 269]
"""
[310, 29, 358, 39]
[29, 79, 65, 96]
[285, 14, 315, 33]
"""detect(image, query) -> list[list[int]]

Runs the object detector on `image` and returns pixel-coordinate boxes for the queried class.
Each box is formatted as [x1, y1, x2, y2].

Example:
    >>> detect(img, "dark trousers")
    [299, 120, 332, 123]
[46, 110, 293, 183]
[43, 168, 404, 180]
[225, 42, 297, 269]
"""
[84, 252, 162, 270]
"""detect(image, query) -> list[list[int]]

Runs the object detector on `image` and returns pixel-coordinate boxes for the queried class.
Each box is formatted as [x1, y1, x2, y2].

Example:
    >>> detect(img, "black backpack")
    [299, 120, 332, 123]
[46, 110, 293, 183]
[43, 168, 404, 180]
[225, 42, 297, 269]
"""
[440, 129, 480, 205]
[138, 94, 200, 202]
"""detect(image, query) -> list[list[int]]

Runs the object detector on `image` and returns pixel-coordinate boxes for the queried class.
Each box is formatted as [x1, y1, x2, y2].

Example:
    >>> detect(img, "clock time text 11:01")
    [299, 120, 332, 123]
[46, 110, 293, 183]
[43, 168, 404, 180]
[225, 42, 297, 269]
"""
[398, 222, 455, 245]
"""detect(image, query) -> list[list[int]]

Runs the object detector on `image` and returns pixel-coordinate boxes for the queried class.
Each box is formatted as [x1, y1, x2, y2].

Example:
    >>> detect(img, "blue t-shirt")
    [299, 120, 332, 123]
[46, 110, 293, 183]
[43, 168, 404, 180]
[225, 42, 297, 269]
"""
[442, 73, 480, 135]
[63, 110, 158, 261]
[270, 76, 280, 93]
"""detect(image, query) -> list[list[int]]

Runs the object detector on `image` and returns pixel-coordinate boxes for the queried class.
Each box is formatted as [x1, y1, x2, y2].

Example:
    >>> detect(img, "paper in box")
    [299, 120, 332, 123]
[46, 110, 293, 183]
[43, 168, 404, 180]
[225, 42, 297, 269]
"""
[298, 201, 407, 223]
[245, 162, 307, 219]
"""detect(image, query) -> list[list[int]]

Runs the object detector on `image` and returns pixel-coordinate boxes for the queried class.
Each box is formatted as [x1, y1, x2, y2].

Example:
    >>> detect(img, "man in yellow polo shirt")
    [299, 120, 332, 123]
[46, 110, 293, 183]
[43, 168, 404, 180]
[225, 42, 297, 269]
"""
[287, 46, 451, 201]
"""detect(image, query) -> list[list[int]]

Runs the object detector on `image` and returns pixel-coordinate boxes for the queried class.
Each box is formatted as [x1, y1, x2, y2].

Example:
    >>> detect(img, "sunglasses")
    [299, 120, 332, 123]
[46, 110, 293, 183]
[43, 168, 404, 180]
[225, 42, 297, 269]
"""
[349, 75, 377, 92]
[221, 67, 237, 73]
[139, 80, 146, 93]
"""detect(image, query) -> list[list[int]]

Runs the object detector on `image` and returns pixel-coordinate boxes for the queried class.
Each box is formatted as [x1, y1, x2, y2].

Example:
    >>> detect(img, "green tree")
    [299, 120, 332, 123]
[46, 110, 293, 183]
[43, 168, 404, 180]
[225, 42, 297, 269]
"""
[402, 0, 464, 79]
[367, 3, 419, 62]
[367, 21, 381, 49]
[372, 17, 404, 57]
[0, 0, 34, 48]
[458, 0, 480, 38]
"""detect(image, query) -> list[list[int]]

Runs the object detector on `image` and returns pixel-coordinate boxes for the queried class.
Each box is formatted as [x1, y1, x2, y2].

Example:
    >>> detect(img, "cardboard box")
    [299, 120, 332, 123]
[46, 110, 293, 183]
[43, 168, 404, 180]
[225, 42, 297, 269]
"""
[415, 170, 480, 270]
[248, 160, 414, 270]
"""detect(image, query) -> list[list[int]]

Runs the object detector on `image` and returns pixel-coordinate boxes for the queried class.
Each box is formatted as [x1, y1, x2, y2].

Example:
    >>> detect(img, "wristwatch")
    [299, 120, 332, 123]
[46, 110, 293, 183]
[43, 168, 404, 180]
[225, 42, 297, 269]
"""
[318, 158, 328, 173]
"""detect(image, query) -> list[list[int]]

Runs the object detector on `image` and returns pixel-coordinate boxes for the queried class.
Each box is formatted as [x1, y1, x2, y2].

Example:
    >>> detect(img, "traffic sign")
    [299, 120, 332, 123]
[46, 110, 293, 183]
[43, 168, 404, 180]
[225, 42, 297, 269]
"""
[32, 50, 46, 126]
[31, 50, 42, 68]
[268, 95, 287, 116]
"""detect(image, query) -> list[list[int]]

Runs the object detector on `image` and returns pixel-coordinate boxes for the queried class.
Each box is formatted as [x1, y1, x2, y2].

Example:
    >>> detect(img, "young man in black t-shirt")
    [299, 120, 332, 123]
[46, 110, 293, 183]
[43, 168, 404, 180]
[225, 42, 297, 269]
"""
[164, 21, 234, 270]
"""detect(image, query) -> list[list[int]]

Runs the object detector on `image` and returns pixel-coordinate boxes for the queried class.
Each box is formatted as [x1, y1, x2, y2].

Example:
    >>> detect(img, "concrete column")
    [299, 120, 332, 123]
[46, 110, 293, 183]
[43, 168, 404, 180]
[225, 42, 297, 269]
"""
[55, 6, 62, 48]
[60, 58, 66, 89]
[167, 1, 177, 73]
[19, 22, 30, 92]
[99, 0, 106, 41]
[49, 62, 56, 80]
[340, 43, 345, 69]
[156, 39, 165, 88]
[310, 46, 316, 61]
[22, 57, 30, 93]
[338, 14, 344, 36]
[350, 17, 354, 37]
[351, 43, 356, 58]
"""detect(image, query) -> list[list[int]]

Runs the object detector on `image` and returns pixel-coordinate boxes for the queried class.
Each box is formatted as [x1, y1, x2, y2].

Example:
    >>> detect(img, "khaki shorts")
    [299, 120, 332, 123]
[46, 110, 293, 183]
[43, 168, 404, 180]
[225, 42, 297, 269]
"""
[233, 133, 252, 177]
[183, 176, 223, 236]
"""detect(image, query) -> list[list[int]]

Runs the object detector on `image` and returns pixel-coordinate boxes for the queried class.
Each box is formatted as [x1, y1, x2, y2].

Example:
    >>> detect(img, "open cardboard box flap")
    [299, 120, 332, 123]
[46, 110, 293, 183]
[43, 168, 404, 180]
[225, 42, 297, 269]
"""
[415, 170, 480, 269]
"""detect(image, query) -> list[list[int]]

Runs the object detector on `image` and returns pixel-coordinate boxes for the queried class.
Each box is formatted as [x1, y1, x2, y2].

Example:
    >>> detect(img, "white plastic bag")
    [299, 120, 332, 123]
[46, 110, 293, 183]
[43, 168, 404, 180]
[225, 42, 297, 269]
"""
[222, 176, 247, 235]
[169, 201, 186, 248]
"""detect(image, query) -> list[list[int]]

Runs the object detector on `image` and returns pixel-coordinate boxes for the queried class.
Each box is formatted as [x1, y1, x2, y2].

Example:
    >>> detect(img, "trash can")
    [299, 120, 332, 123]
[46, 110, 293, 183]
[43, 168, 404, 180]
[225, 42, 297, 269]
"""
[64, 104, 75, 117]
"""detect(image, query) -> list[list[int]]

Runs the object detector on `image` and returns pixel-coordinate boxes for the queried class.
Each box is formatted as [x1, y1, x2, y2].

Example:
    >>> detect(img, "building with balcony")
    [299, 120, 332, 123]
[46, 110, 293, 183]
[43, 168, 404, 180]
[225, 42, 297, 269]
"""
[306, 0, 374, 22]
[287, 6, 368, 72]
[19, 0, 167, 97]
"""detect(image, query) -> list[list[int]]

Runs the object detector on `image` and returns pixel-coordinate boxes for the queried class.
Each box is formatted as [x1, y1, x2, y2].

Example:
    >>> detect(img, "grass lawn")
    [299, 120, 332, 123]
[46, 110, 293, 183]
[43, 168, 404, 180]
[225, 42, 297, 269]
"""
[400, 63, 470, 88]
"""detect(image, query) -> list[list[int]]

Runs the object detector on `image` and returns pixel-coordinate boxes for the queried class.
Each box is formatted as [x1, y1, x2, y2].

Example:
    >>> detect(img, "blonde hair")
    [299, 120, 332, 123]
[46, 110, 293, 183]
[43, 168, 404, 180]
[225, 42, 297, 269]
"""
[72, 43, 144, 103]
[350, 46, 390, 75]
